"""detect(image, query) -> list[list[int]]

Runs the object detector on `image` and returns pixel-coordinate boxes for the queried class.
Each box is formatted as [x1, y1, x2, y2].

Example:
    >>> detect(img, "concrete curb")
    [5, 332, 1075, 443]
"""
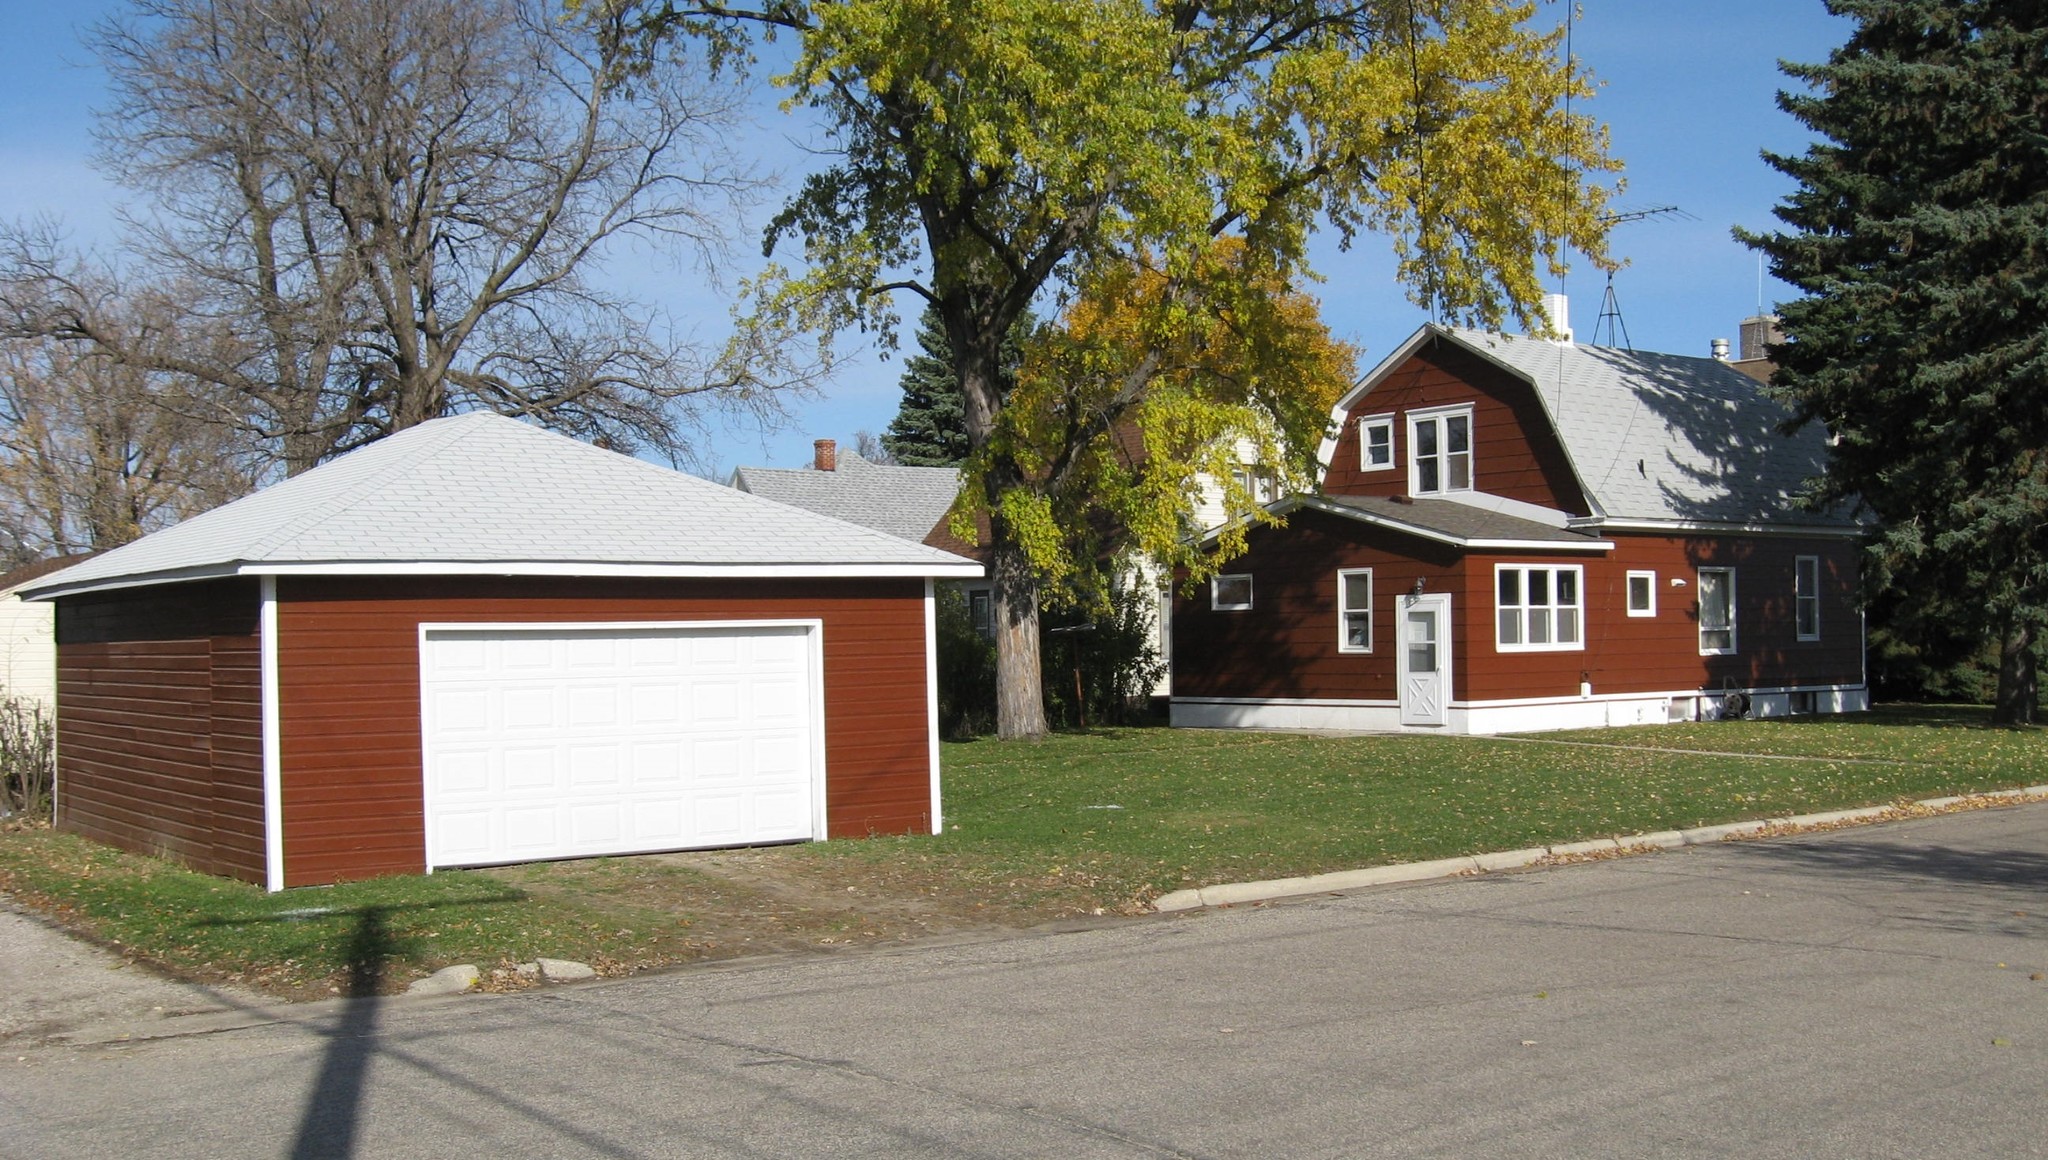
[1150, 787, 2048, 914]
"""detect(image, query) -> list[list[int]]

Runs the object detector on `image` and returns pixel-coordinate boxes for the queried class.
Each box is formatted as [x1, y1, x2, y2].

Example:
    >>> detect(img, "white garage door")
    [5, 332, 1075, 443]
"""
[420, 622, 821, 869]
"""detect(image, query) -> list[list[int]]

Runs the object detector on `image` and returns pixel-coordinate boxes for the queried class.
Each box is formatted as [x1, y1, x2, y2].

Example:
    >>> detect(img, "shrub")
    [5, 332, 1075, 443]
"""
[0, 692, 54, 822]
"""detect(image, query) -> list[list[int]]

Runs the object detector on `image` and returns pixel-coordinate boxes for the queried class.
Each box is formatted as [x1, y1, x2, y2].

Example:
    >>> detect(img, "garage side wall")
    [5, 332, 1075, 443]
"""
[274, 576, 932, 886]
[53, 579, 264, 882]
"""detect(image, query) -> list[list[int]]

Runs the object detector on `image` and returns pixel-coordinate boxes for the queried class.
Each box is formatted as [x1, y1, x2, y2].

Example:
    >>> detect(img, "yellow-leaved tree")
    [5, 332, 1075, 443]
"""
[604, 0, 1617, 739]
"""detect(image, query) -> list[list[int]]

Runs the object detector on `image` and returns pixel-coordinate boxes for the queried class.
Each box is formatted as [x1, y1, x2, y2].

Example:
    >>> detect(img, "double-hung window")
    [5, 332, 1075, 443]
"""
[1794, 556, 1820, 641]
[1496, 564, 1583, 651]
[1359, 414, 1395, 471]
[1408, 406, 1473, 495]
[1337, 569, 1373, 652]
[1698, 567, 1737, 654]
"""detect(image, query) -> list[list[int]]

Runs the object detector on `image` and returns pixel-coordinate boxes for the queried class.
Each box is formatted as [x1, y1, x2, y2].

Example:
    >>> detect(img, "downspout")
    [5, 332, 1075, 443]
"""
[259, 576, 286, 892]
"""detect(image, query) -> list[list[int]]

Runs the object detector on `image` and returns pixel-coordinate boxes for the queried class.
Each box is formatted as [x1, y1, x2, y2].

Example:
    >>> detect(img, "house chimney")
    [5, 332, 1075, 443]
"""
[1738, 315, 1782, 361]
[813, 438, 837, 471]
[1711, 337, 1731, 361]
[1540, 293, 1572, 344]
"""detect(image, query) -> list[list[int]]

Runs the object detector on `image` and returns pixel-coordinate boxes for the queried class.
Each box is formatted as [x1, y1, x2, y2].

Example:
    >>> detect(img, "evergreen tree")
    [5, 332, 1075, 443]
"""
[1740, 0, 2048, 724]
[881, 306, 1032, 468]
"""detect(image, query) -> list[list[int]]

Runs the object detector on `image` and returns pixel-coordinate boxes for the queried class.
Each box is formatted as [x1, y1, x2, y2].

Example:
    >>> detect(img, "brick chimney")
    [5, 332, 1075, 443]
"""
[813, 438, 837, 471]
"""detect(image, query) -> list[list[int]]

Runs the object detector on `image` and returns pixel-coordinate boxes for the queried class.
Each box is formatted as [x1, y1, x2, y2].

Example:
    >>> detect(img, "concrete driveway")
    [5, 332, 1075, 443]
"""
[3, 802, 2044, 1158]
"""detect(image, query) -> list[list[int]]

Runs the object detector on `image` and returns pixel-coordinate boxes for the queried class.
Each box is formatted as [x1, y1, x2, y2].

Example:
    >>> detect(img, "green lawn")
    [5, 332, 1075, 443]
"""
[0, 705, 2039, 997]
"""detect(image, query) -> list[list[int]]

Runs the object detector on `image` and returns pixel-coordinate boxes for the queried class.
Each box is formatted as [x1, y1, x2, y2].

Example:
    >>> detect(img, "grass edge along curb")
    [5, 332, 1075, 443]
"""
[1150, 785, 2048, 913]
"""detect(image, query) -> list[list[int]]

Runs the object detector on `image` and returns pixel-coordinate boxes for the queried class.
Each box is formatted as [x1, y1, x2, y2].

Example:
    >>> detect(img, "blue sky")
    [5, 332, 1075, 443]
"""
[0, 2, 1850, 477]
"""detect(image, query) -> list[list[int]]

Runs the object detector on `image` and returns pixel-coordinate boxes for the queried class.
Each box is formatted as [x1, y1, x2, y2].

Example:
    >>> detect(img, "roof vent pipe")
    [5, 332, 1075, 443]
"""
[813, 439, 837, 471]
[1540, 293, 1572, 344]
[1711, 337, 1731, 361]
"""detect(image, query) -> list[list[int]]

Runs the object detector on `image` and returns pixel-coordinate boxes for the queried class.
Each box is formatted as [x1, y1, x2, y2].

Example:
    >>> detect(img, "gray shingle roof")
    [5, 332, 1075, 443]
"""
[1437, 327, 1850, 526]
[730, 454, 964, 544]
[21, 413, 979, 598]
[1306, 495, 1610, 548]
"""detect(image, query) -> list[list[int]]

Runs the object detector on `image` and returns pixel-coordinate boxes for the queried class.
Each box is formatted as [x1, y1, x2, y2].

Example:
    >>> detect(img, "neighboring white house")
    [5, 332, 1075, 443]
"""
[0, 556, 92, 712]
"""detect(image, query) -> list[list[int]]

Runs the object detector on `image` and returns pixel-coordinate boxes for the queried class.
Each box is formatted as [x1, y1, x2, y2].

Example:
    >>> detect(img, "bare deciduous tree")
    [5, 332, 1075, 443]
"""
[0, 284, 259, 566]
[2, 0, 804, 476]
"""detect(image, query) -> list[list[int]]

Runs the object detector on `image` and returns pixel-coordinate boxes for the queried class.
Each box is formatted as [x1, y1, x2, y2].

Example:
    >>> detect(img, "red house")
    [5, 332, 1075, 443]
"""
[1170, 321, 1867, 734]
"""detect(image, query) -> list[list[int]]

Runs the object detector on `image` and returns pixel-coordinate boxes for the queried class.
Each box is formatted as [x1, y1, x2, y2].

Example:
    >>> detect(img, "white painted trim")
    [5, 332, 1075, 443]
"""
[1626, 570, 1657, 617]
[1493, 563, 1587, 653]
[21, 558, 986, 600]
[1573, 517, 1865, 539]
[1406, 405, 1475, 497]
[259, 576, 286, 893]
[1173, 682, 1870, 735]
[1336, 568, 1374, 653]
[414, 617, 832, 873]
[1357, 413, 1396, 472]
[924, 579, 942, 836]
[1697, 566, 1738, 655]
[1212, 573, 1254, 611]
[1795, 555, 1822, 641]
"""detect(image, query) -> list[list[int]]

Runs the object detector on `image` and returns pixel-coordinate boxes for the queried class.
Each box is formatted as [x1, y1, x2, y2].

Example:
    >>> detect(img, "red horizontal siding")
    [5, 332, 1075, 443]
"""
[275, 576, 932, 887]
[1461, 534, 1864, 701]
[53, 579, 265, 883]
[1324, 339, 1588, 514]
[1174, 509, 1466, 701]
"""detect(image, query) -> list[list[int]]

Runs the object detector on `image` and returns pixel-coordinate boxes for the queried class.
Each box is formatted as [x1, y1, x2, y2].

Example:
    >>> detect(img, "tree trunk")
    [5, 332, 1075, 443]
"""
[990, 530, 1049, 740]
[1991, 622, 2038, 726]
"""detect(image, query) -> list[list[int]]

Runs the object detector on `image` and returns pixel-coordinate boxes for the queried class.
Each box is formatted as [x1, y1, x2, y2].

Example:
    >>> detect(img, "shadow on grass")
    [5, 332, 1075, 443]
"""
[192, 891, 522, 1160]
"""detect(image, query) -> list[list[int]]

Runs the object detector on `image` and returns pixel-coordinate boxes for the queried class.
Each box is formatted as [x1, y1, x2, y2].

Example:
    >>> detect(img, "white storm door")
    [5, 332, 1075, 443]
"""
[420, 622, 822, 870]
[1397, 594, 1452, 727]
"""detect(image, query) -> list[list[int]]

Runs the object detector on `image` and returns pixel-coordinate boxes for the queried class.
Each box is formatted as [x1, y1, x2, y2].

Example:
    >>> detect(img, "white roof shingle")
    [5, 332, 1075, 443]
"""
[22, 413, 980, 599]
[730, 453, 964, 544]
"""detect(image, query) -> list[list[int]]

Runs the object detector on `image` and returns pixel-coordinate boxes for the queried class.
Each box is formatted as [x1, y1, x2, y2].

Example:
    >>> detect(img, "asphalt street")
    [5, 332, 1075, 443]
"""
[2, 803, 2043, 1159]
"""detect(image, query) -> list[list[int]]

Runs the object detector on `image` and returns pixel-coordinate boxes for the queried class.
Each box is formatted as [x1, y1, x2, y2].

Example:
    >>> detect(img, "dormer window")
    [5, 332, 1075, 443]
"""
[1359, 414, 1395, 471]
[1408, 406, 1473, 495]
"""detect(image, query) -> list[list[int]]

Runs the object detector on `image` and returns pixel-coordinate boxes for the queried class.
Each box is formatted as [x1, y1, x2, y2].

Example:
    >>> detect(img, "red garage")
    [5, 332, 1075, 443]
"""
[20, 413, 980, 889]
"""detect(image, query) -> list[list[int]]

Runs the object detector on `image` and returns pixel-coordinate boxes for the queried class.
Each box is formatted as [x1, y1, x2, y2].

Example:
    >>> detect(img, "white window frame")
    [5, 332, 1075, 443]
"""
[1358, 413, 1396, 472]
[1212, 573, 1253, 612]
[1337, 568, 1373, 653]
[1626, 570, 1657, 618]
[1229, 464, 1278, 504]
[1698, 567, 1737, 655]
[967, 588, 993, 638]
[1408, 405, 1474, 496]
[1794, 556, 1821, 641]
[1495, 563, 1585, 653]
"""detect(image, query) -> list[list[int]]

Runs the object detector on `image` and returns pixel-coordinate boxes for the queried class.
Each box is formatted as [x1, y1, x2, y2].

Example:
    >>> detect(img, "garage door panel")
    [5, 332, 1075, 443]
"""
[423, 625, 819, 868]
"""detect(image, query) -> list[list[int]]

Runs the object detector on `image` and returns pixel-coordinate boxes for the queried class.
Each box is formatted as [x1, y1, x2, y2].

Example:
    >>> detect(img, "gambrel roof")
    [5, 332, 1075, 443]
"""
[22, 413, 980, 600]
[1326, 325, 1856, 531]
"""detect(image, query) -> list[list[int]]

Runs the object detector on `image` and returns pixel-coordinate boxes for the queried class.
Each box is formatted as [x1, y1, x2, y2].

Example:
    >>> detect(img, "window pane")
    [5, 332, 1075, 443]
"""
[1700, 571, 1729, 629]
[1498, 608, 1520, 644]
[1416, 421, 1438, 457]
[1345, 613, 1370, 649]
[1448, 452, 1470, 490]
[1557, 607, 1580, 644]
[1702, 628, 1732, 651]
[1498, 569, 1521, 605]
[1447, 415, 1470, 453]
[1556, 570, 1577, 605]
[1529, 569, 1550, 606]
[1628, 575, 1651, 611]
[1343, 573, 1370, 610]
[1365, 424, 1391, 466]
[1418, 458, 1439, 492]
[1528, 607, 1550, 644]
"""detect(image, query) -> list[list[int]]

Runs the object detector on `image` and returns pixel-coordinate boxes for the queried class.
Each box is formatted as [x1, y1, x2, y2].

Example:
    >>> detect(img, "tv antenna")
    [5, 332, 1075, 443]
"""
[1589, 204, 1695, 349]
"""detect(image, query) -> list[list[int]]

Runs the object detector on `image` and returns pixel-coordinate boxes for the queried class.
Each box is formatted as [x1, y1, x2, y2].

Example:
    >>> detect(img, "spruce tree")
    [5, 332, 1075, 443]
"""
[880, 307, 972, 467]
[1741, 0, 2048, 724]
[881, 306, 1033, 468]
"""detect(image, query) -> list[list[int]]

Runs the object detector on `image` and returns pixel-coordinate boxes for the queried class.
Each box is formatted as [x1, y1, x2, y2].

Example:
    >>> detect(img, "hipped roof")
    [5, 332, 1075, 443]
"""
[22, 413, 981, 600]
